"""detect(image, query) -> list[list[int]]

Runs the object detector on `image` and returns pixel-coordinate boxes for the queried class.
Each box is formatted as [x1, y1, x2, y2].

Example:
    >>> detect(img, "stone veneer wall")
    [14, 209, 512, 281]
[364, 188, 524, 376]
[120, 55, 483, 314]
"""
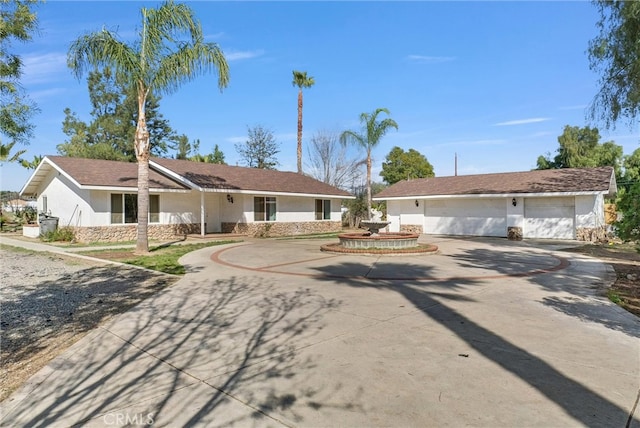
[222, 221, 341, 237]
[73, 223, 201, 243]
[400, 224, 423, 234]
[576, 226, 608, 243]
[507, 226, 523, 241]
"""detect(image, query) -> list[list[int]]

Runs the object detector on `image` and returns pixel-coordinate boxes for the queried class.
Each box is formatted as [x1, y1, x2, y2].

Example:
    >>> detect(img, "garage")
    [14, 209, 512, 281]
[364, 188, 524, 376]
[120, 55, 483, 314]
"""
[424, 198, 506, 237]
[524, 197, 575, 239]
[375, 166, 616, 242]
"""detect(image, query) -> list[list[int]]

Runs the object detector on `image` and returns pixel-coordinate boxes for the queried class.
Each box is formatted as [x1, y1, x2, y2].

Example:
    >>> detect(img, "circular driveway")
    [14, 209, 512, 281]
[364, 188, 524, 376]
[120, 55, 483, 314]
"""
[211, 236, 570, 281]
[2, 236, 638, 428]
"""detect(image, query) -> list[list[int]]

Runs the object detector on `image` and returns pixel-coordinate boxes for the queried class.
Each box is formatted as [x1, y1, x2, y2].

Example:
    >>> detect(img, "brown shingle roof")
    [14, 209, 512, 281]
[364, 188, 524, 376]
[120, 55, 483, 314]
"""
[151, 157, 353, 197]
[45, 156, 189, 190]
[374, 167, 616, 199]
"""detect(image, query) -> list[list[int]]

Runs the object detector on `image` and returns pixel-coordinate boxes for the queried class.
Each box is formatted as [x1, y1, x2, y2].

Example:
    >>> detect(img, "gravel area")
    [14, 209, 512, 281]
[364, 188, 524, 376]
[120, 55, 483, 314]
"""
[0, 247, 178, 402]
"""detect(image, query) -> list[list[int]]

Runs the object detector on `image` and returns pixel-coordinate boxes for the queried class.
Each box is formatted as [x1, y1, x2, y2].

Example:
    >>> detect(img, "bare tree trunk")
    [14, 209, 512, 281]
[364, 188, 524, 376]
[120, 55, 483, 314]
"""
[135, 89, 150, 254]
[136, 155, 150, 254]
[366, 149, 372, 219]
[297, 89, 303, 174]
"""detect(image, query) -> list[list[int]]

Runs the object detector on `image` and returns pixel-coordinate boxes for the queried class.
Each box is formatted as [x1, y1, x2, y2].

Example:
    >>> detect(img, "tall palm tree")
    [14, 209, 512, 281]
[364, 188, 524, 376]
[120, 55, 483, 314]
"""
[340, 108, 398, 218]
[68, 1, 229, 254]
[292, 70, 314, 174]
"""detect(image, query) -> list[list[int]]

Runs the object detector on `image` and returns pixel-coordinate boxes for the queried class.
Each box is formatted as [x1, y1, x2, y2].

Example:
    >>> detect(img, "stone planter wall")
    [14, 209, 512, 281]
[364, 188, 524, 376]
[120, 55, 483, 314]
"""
[72, 223, 201, 243]
[221, 221, 341, 237]
[576, 226, 608, 243]
[507, 226, 523, 241]
[400, 224, 423, 234]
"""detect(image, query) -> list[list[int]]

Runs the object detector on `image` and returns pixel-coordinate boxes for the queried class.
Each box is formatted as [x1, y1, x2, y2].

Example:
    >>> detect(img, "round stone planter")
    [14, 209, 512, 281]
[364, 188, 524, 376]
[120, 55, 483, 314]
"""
[321, 232, 438, 255]
[338, 232, 419, 249]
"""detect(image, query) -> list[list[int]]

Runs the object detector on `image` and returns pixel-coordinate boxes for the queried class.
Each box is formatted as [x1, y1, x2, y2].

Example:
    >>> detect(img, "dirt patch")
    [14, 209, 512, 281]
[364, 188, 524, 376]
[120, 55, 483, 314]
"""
[83, 250, 136, 260]
[562, 243, 640, 317]
[0, 248, 178, 402]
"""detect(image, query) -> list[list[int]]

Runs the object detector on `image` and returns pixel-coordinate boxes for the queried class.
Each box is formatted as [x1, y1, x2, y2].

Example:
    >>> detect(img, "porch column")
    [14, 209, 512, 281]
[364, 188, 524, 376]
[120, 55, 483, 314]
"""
[200, 191, 205, 237]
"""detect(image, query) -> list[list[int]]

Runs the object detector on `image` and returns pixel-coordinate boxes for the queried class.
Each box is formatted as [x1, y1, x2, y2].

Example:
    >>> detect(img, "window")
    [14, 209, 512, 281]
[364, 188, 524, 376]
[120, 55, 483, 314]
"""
[315, 199, 331, 220]
[111, 194, 123, 223]
[149, 196, 160, 223]
[254, 196, 276, 221]
[111, 194, 159, 224]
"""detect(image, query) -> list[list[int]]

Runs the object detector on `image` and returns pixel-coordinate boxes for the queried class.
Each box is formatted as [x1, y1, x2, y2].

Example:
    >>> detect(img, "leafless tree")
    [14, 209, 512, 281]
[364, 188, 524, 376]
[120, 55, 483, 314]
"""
[305, 129, 364, 190]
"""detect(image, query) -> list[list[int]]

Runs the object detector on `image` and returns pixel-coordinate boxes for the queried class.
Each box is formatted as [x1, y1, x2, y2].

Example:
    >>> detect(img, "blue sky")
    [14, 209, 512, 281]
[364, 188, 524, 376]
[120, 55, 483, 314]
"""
[2, 0, 639, 192]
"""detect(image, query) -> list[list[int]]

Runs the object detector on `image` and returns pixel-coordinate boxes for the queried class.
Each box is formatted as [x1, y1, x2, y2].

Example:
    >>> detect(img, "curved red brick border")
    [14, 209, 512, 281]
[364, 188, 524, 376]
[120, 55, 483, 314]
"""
[210, 242, 571, 282]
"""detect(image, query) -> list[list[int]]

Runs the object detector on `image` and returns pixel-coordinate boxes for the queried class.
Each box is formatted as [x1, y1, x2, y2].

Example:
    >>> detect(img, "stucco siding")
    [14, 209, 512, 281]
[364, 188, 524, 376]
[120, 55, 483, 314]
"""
[274, 196, 309, 222]
[38, 172, 93, 227]
[273, 196, 342, 222]
[386, 200, 403, 233]
[161, 192, 199, 224]
[219, 193, 247, 223]
[506, 197, 524, 228]
[575, 194, 604, 229]
[87, 191, 110, 226]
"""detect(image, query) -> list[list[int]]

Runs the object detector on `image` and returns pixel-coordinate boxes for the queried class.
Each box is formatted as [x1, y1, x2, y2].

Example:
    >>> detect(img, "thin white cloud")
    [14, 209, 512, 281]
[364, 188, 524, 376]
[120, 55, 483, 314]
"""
[494, 118, 551, 126]
[406, 55, 456, 64]
[225, 49, 265, 61]
[22, 52, 68, 85]
[558, 105, 587, 111]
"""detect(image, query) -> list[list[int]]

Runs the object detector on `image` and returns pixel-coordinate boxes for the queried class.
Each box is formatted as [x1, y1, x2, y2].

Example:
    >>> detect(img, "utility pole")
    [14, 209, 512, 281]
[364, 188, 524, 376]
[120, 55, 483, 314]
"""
[455, 152, 458, 176]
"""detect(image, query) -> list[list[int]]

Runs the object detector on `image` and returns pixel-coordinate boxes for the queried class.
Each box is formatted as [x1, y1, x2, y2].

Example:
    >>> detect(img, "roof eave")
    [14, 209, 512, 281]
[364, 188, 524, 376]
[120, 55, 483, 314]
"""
[219, 189, 354, 199]
[149, 160, 202, 191]
[20, 156, 83, 197]
[79, 185, 191, 193]
[374, 190, 610, 201]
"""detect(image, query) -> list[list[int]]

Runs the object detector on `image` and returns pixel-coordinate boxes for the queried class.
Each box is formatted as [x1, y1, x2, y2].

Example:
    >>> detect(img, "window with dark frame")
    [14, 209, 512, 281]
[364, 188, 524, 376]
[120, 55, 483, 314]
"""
[111, 193, 159, 224]
[254, 196, 276, 221]
[315, 199, 331, 220]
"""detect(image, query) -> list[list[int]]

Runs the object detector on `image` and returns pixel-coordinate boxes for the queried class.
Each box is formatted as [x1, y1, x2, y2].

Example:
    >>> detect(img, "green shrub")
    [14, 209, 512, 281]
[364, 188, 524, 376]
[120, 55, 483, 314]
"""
[614, 181, 640, 253]
[41, 226, 75, 243]
[14, 206, 37, 224]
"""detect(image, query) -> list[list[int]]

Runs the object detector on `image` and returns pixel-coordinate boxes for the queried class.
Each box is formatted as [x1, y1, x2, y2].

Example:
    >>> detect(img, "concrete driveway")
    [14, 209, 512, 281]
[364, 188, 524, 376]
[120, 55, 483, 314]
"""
[1, 236, 639, 427]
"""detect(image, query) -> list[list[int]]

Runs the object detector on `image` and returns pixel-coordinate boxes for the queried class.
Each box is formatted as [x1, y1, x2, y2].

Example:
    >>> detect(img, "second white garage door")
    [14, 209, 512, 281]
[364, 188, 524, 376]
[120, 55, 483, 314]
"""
[524, 197, 575, 239]
[424, 198, 506, 237]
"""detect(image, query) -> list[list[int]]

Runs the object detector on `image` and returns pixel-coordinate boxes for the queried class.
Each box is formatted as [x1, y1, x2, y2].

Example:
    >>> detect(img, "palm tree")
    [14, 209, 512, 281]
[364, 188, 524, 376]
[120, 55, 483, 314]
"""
[0, 142, 26, 164]
[340, 108, 398, 218]
[68, 1, 229, 254]
[292, 70, 315, 174]
[20, 154, 43, 170]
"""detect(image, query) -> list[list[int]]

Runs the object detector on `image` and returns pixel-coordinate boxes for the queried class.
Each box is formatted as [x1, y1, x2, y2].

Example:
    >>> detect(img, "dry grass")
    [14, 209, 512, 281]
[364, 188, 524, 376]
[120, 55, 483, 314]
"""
[0, 248, 178, 402]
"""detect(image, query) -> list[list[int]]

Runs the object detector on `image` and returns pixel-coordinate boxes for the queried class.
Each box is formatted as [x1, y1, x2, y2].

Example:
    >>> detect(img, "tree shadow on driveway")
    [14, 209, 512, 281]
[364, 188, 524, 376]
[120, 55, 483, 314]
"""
[310, 250, 636, 427]
[453, 246, 640, 339]
[1, 275, 357, 427]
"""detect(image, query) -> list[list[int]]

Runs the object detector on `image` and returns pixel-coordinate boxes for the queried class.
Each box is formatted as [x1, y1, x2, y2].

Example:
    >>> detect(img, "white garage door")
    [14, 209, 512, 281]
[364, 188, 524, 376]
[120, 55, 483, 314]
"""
[524, 197, 575, 239]
[424, 198, 506, 237]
